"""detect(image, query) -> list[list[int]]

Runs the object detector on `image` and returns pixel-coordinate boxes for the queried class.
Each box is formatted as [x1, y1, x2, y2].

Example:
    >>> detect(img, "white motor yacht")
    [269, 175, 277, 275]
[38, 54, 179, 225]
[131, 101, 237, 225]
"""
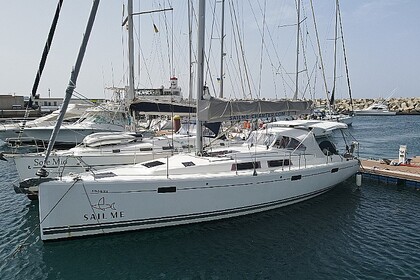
[22, 102, 129, 147]
[354, 103, 396, 116]
[0, 103, 91, 143]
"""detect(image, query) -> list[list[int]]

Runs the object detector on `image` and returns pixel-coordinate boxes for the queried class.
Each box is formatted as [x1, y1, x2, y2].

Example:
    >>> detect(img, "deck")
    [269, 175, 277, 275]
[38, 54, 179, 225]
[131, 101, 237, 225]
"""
[359, 156, 420, 188]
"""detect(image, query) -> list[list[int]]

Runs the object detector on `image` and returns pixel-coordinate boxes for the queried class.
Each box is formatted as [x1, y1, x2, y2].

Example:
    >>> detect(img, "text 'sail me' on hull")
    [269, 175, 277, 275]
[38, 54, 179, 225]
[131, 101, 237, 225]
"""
[39, 159, 359, 240]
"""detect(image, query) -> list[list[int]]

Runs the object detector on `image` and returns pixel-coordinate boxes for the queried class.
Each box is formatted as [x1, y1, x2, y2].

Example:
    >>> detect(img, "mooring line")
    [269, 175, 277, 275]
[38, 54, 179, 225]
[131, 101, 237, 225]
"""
[5, 177, 80, 262]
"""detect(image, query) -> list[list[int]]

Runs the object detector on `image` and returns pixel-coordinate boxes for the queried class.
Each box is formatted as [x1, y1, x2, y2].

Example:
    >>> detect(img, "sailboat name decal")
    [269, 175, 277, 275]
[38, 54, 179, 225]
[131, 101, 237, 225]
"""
[229, 112, 286, 121]
[83, 197, 124, 221]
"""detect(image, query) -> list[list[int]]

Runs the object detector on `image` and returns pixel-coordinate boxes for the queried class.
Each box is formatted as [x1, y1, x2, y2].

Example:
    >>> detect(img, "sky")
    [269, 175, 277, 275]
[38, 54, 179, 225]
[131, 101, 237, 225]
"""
[0, 0, 419, 101]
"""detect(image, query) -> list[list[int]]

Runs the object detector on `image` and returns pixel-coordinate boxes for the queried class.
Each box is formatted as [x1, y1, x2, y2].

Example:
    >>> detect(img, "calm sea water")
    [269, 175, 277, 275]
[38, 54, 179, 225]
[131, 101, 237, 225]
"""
[1, 116, 419, 280]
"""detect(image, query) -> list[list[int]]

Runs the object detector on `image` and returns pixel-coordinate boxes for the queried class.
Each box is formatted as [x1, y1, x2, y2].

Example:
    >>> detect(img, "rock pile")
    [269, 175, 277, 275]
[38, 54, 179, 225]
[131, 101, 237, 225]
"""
[314, 97, 420, 114]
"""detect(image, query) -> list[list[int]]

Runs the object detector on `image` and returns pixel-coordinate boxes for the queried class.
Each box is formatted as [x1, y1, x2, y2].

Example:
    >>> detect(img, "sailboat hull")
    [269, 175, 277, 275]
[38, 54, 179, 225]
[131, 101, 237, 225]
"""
[39, 159, 359, 240]
[23, 126, 125, 146]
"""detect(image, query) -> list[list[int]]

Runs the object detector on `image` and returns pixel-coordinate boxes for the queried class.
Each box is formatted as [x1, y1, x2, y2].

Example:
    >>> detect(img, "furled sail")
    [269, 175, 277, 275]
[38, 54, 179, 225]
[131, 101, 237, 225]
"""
[197, 97, 312, 122]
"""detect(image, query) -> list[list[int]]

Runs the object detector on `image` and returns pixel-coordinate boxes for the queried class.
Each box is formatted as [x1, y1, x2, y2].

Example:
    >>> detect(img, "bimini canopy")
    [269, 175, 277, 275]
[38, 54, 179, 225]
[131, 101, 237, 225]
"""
[198, 97, 312, 122]
[266, 120, 348, 137]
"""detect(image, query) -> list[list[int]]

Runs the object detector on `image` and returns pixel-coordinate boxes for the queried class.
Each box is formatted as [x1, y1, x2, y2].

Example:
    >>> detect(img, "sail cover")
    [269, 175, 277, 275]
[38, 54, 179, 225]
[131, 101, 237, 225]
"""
[130, 100, 196, 116]
[198, 97, 313, 122]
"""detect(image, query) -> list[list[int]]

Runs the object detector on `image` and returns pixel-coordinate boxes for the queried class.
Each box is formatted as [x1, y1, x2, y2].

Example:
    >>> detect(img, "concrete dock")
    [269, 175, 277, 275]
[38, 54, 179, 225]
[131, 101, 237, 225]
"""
[359, 156, 420, 188]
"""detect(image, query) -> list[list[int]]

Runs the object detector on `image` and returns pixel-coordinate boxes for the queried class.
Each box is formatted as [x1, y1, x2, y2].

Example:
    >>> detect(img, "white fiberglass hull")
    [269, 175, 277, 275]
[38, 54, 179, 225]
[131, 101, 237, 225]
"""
[0, 104, 91, 142]
[11, 152, 162, 183]
[324, 114, 353, 126]
[0, 124, 22, 140]
[39, 159, 359, 240]
[353, 110, 396, 116]
[10, 134, 212, 186]
[23, 124, 126, 146]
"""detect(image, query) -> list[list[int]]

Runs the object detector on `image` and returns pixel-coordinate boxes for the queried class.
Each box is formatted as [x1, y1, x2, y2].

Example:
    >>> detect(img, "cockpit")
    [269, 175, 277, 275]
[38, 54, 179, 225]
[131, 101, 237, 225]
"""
[245, 131, 306, 151]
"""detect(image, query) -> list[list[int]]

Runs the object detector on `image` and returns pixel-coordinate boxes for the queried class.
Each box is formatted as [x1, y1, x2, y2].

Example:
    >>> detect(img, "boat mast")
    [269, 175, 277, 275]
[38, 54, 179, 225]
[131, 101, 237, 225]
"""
[195, 0, 205, 155]
[30, 0, 64, 108]
[337, 0, 354, 112]
[126, 0, 136, 131]
[18, 0, 64, 143]
[219, 0, 225, 98]
[309, 0, 331, 112]
[37, 0, 100, 177]
[188, 0, 193, 102]
[186, 0, 193, 145]
[330, 0, 339, 112]
[292, 0, 301, 100]
[125, 3, 173, 122]
[127, 0, 135, 103]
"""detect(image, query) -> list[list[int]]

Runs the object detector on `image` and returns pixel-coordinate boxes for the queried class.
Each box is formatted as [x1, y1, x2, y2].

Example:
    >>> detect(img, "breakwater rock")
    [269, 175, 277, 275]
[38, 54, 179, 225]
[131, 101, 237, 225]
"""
[314, 97, 420, 115]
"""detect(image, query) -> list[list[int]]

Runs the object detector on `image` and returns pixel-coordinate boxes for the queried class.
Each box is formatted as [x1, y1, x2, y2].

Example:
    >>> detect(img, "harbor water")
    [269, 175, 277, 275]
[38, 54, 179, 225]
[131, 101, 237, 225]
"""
[0, 115, 419, 279]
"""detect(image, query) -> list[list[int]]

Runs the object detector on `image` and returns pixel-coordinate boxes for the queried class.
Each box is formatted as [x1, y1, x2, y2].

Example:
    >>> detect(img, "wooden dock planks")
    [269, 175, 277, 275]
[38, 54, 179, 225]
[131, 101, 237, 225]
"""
[359, 156, 420, 185]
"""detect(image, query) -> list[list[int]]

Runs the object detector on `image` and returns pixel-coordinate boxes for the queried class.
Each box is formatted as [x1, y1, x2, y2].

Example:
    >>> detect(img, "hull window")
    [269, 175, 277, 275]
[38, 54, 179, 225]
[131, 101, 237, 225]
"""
[93, 172, 117, 179]
[231, 161, 261, 171]
[291, 175, 302, 181]
[268, 159, 291, 167]
[142, 161, 165, 168]
[158, 186, 176, 193]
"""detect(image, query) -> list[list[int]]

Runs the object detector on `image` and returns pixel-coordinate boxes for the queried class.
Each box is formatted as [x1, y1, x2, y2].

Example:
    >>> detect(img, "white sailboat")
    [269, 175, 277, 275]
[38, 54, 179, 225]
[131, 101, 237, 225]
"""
[10, 127, 239, 200]
[7, 1, 203, 199]
[36, 0, 359, 241]
[311, 0, 354, 125]
[37, 118, 359, 241]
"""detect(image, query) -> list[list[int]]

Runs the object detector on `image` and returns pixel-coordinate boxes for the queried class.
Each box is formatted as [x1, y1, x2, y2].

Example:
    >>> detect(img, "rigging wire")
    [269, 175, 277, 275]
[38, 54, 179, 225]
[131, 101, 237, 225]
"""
[160, 2, 173, 79]
[229, 0, 252, 98]
[297, 4, 312, 100]
[121, 2, 128, 94]
[204, 0, 219, 97]
[251, 0, 295, 99]
[227, 1, 246, 99]
[256, 0, 267, 100]
[336, 0, 354, 111]
[309, 0, 330, 103]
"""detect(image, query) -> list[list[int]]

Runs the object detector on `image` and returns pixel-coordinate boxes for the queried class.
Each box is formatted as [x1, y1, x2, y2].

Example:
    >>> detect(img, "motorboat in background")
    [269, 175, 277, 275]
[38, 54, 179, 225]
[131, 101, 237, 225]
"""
[21, 101, 130, 147]
[0, 103, 92, 143]
[353, 102, 396, 116]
